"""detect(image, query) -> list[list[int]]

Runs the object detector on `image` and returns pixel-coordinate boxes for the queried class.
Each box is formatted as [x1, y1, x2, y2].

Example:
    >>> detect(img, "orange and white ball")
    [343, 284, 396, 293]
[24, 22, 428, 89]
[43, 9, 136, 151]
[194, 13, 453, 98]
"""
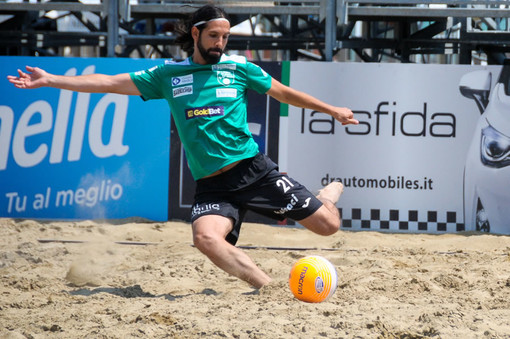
[288, 255, 338, 303]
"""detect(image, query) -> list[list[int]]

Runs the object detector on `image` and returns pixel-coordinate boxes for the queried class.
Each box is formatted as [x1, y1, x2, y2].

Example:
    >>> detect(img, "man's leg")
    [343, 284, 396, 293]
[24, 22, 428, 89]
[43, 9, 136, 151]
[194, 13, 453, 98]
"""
[298, 182, 344, 236]
[192, 214, 272, 289]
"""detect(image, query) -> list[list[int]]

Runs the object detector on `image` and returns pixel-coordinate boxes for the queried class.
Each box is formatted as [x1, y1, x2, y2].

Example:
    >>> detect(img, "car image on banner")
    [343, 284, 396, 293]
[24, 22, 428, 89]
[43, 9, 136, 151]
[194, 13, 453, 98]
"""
[460, 61, 510, 234]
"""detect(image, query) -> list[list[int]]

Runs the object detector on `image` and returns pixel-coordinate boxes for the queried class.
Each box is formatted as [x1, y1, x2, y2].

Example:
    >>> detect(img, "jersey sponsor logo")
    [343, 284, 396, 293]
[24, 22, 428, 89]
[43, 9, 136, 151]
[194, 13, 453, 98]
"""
[216, 88, 237, 98]
[217, 70, 235, 86]
[173, 85, 193, 98]
[172, 74, 193, 86]
[212, 64, 236, 71]
[185, 106, 224, 119]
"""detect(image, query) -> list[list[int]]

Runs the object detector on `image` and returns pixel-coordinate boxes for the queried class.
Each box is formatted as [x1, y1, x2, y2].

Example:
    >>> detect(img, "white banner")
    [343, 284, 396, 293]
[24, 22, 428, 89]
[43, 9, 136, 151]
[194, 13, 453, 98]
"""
[282, 62, 505, 233]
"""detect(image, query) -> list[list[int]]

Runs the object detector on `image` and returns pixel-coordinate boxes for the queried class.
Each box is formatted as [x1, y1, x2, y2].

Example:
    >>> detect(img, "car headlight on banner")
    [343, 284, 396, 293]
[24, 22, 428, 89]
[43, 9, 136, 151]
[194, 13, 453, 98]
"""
[481, 125, 510, 168]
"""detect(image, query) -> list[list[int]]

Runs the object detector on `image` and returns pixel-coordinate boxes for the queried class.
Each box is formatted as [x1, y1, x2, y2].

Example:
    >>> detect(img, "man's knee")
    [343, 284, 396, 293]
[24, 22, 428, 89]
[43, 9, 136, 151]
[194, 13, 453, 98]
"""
[193, 229, 219, 254]
[312, 217, 340, 236]
[322, 218, 340, 235]
[299, 208, 341, 236]
[192, 218, 233, 257]
[317, 201, 341, 235]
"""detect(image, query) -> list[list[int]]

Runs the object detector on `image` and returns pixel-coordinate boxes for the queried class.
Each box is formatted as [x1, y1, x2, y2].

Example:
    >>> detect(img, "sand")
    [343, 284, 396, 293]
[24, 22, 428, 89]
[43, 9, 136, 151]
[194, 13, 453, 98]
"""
[1, 217, 510, 338]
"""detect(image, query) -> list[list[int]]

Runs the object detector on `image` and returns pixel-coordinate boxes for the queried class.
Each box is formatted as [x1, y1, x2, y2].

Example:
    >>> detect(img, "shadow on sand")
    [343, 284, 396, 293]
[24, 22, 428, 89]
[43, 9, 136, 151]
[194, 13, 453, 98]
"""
[68, 284, 219, 301]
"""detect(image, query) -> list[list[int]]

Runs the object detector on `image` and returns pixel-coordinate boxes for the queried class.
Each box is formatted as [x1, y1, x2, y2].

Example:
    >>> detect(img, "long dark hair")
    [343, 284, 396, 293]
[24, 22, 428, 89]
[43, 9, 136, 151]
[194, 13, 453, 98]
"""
[175, 4, 230, 54]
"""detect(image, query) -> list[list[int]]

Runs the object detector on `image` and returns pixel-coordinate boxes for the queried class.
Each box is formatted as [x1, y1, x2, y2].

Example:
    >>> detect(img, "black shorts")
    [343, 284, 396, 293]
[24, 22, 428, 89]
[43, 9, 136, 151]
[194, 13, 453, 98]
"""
[190, 153, 323, 245]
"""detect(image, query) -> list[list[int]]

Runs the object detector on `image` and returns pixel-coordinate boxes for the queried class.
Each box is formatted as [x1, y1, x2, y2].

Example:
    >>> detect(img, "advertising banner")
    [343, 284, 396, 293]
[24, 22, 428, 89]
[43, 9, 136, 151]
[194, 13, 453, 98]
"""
[283, 62, 505, 233]
[3, 57, 508, 233]
[0, 57, 170, 221]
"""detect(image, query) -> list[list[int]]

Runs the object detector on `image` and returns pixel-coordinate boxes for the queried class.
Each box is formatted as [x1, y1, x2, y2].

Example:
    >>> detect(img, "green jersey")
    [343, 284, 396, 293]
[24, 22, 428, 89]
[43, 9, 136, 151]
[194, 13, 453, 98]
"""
[130, 54, 273, 180]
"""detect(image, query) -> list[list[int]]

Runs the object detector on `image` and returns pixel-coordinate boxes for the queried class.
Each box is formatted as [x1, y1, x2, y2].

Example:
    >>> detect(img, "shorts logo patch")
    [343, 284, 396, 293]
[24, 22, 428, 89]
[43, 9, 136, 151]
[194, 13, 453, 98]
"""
[172, 74, 193, 86]
[173, 85, 193, 98]
[302, 197, 311, 208]
[274, 193, 299, 215]
[185, 106, 224, 119]
[191, 203, 220, 218]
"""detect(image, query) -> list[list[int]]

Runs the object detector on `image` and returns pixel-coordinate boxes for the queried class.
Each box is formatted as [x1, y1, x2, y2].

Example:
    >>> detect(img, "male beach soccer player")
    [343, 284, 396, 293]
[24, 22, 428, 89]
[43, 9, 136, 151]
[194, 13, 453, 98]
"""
[8, 4, 358, 288]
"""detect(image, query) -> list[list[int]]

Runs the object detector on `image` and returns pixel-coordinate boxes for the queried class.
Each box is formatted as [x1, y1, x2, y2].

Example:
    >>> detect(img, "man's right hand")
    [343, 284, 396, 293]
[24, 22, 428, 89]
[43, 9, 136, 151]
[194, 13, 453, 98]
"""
[7, 66, 49, 89]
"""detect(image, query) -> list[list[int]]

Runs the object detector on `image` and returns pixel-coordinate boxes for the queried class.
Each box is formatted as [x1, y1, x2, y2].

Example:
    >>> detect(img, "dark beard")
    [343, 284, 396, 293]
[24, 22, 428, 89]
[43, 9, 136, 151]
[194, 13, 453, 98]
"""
[197, 38, 223, 64]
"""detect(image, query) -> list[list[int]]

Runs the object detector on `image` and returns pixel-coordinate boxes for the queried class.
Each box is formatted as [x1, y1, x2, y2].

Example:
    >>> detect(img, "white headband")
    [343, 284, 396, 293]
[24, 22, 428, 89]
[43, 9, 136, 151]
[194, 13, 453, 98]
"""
[193, 18, 229, 27]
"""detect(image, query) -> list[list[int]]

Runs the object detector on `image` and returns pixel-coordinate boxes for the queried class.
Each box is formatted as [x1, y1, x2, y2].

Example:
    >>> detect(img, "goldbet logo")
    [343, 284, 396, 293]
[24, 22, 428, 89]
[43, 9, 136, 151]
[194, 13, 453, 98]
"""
[185, 106, 224, 120]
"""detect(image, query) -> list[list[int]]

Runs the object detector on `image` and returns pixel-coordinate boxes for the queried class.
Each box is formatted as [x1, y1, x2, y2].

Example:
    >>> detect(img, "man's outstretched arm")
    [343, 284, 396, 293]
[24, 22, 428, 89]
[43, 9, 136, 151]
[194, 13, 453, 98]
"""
[266, 78, 358, 126]
[7, 65, 141, 96]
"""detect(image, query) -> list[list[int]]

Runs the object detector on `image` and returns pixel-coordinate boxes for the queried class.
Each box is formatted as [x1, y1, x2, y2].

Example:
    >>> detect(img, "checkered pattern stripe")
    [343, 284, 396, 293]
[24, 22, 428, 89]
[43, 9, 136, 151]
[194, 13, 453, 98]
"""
[340, 208, 465, 232]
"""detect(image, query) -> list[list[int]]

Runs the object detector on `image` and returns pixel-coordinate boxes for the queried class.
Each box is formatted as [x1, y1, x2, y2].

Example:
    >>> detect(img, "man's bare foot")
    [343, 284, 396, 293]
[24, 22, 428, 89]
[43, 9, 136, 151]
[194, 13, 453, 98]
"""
[317, 182, 344, 205]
